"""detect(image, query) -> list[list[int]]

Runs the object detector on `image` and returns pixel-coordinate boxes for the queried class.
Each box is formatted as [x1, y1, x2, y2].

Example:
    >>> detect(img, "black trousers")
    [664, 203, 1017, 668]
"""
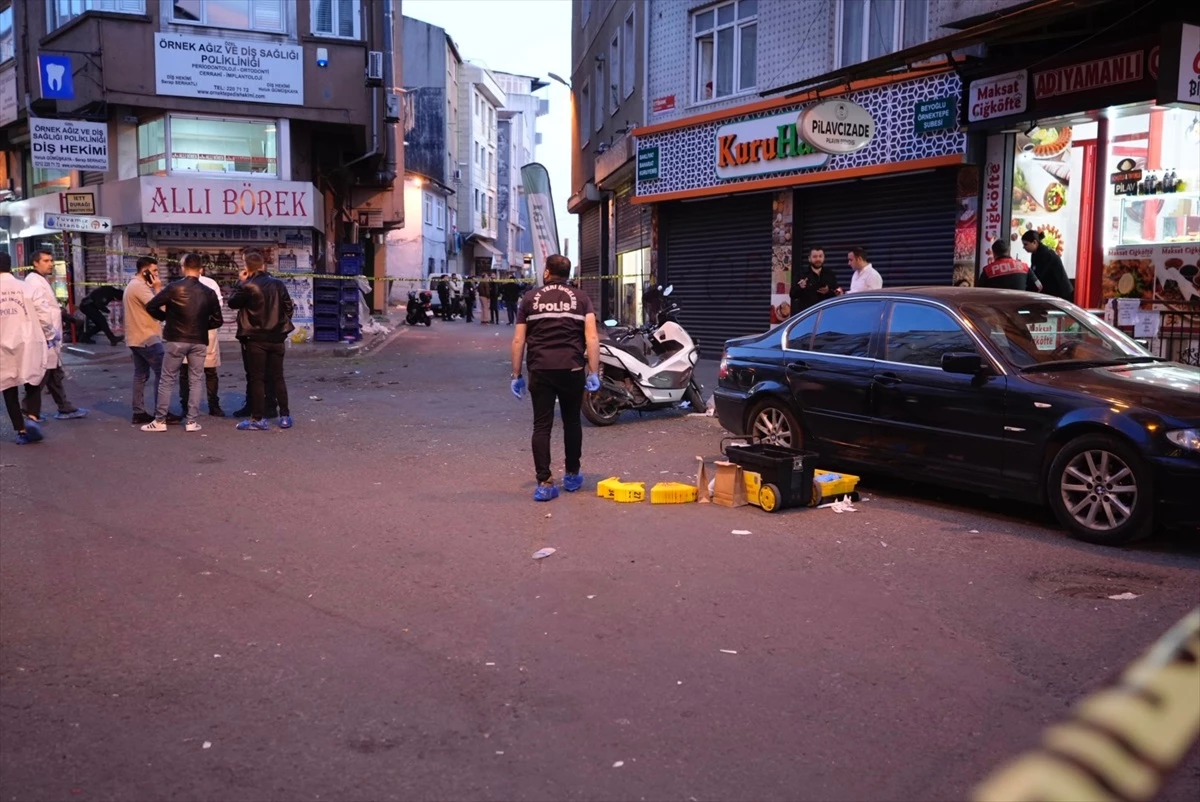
[80, 302, 118, 343]
[490, 298, 500, 324]
[240, 340, 289, 420]
[529, 369, 585, 484]
[180, 367, 221, 411]
[4, 386, 28, 430]
[437, 291, 451, 319]
[506, 300, 517, 325]
[464, 297, 475, 322]
[23, 366, 76, 418]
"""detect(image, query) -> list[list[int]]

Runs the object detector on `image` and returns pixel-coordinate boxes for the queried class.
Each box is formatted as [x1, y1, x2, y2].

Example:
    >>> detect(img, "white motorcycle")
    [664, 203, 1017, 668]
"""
[583, 286, 705, 426]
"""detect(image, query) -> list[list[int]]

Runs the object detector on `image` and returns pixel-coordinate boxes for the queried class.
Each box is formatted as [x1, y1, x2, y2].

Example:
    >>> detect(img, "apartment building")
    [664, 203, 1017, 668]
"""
[400, 15, 461, 300]
[0, 0, 405, 333]
[493, 70, 549, 276]
[456, 63, 505, 275]
[569, 0, 648, 322]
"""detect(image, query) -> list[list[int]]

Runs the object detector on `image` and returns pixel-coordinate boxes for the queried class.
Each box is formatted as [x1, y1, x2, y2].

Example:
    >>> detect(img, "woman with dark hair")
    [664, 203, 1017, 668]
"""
[1020, 230, 1074, 302]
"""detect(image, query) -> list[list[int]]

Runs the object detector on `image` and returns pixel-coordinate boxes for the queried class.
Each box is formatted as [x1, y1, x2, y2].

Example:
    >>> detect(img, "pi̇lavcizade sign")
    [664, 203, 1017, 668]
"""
[154, 32, 303, 106]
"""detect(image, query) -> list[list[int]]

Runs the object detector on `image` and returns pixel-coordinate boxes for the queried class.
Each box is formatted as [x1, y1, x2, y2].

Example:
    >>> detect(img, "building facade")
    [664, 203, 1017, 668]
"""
[606, 0, 1038, 353]
[401, 16, 461, 298]
[0, 0, 406, 333]
[570, 0, 649, 322]
[456, 63, 505, 275]
[494, 71, 548, 276]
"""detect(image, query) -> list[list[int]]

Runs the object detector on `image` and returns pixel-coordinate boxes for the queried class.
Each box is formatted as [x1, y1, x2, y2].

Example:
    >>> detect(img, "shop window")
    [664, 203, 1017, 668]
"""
[26, 156, 72, 197]
[0, 6, 13, 64]
[312, 0, 359, 39]
[622, 10, 635, 100]
[167, 115, 279, 177]
[137, 117, 167, 176]
[617, 247, 650, 325]
[692, 0, 757, 103]
[49, 0, 145, 31]
[837, 0, 927, 68]
[170, 0, 285, 33]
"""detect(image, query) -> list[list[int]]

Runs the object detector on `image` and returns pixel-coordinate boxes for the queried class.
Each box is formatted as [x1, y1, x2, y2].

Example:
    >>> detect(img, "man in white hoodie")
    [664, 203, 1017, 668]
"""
[1, 253, 54, 444]
[22, 250, 88, 422]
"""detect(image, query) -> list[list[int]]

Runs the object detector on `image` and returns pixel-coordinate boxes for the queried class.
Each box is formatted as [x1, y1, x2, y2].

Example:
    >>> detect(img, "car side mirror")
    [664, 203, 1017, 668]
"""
[942, 352, 985, 375]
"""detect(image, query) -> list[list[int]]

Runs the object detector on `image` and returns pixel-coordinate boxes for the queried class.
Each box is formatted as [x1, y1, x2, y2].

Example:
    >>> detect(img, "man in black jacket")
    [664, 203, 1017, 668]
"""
[1021, 231, 1074, 302]
[228, 250, 295, 431]
[142, 253, 223, 432]
[79, 285, 125, 345]
[789, 248, 841, 315]
[502, 272, 521, 325]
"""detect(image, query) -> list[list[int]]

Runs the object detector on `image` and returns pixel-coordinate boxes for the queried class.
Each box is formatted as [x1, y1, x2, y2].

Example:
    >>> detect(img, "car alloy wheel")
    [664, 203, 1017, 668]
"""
[750, 403, 798, 448]
[1059, 449, 1138, 532]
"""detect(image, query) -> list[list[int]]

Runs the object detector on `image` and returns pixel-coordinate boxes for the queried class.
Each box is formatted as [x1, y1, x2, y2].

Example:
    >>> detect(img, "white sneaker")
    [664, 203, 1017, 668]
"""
[185, 421, 202, 432]
[141, 420, 168, 432]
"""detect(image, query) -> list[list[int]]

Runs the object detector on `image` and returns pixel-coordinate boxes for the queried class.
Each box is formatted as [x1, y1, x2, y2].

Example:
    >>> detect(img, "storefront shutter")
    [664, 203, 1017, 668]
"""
[579, 204, 602, 305]
[794, 169, 958, 289]
[615, 187, 650, 255]
[660, 193, 773, 358]
[83, 234, 108, 284]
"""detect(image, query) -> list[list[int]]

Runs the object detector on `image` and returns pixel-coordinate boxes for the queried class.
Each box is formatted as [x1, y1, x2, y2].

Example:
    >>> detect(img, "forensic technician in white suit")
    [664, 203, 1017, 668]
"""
[0, 252, 55, 444]
[21, 249, 88, 422]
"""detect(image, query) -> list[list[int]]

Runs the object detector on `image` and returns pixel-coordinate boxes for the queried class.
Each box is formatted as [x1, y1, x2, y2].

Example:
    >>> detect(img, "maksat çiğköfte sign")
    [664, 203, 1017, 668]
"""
[714, 100, 875, 180]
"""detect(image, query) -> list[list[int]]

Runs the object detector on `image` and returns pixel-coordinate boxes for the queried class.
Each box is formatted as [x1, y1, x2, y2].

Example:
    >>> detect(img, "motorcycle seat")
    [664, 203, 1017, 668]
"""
[606, 340, 659, 366]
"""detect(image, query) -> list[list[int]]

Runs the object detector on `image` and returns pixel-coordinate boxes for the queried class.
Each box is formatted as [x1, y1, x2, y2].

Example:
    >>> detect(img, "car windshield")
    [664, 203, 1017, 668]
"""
[960, 299, 1152, 370]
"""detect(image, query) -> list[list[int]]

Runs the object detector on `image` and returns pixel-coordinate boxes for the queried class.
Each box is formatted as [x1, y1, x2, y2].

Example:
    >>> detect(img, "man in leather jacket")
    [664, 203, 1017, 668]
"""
[228, 250, 295, 430]
[142, 253, 223, 432]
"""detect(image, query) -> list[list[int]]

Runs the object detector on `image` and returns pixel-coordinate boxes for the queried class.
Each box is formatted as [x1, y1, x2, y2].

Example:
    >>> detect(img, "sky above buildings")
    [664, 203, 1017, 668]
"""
[403, 0, 577, 265]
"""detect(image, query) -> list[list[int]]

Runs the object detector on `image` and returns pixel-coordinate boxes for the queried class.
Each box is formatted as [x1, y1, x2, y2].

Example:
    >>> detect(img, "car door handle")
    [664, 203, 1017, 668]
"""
[872, 372, 901, 386]
[786, 362, 810, 373]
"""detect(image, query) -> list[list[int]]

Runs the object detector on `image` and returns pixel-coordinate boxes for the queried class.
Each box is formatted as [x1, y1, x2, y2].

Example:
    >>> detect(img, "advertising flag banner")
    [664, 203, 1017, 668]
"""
[520, 163, 561, 278]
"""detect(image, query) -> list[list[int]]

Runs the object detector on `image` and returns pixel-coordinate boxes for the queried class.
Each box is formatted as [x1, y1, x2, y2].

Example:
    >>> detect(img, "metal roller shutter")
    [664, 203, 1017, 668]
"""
[83, 234, 108, 284]
[794, 169, 957, 289]
[579, 205, 602, 305]
[660, 193, 773, 358]
[615, 188, 650, 255]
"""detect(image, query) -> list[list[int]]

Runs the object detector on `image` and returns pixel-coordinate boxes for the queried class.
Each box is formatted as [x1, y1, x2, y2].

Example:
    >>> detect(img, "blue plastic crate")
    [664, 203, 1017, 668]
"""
[313, 330, 341, 342]
[314, 302, 339, 316]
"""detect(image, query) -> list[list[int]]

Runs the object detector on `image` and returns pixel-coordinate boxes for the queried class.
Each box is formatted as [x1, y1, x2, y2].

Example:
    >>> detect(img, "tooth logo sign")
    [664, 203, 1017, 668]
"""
[38, 54, 75, 100]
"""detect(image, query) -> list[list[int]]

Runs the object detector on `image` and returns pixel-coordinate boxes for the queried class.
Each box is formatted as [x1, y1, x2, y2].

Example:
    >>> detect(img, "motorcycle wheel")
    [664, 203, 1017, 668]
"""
[582, 390, 623, 426]
[424, 316, 433, 327]
[684, 381, 705, 412]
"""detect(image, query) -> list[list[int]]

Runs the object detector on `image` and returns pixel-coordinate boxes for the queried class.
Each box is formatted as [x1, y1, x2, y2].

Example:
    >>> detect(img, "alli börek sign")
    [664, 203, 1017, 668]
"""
[714, 100, 876, 180]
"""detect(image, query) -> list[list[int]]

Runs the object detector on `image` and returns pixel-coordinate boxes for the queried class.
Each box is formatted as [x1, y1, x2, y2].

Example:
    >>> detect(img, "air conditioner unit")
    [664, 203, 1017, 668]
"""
[453, 169, 462, 181]
[366, 51, 384, 85]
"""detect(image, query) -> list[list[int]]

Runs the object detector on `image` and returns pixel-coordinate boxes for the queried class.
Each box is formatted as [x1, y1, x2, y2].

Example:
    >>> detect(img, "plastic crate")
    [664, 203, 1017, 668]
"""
[313, 329, 341, 342]
[650, 482, 697, 504]
[811, 470, 860, 506]
[314, 290, 340, 302]
[314, 303, 339, 316]
[340, 285, 359, 301]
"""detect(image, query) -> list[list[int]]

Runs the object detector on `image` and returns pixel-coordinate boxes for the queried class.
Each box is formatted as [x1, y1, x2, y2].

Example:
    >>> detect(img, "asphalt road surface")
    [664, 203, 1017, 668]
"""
[2, 322, 1198, 802]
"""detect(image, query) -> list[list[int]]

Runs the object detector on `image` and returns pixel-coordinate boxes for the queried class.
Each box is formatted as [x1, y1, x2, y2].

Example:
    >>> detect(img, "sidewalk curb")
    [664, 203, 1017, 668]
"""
[332, 325, 407, 358]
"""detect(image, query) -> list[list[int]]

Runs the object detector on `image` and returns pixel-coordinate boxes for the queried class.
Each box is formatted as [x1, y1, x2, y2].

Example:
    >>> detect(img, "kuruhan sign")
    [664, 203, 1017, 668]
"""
[714, 99, 874, 180]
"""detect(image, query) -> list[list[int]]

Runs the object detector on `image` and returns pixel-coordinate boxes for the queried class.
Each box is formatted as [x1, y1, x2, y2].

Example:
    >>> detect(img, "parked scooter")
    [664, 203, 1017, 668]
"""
[406, 290, 435, 326]
[582, 285, 705, 426]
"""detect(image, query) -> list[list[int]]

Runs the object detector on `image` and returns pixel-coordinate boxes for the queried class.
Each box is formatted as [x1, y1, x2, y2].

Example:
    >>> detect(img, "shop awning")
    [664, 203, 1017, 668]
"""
[763, 0, 1124, 99]
[471, 239, 502, 259]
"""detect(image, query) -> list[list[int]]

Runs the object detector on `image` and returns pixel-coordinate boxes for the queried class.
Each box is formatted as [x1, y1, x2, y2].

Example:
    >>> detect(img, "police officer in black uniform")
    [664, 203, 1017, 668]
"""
[510, 254, 600, 502]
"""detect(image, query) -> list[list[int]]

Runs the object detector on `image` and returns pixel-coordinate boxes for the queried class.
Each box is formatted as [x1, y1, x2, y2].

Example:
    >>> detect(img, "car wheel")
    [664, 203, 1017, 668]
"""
[746, 399, 801, 448]
[1047, 434, 1152, 546]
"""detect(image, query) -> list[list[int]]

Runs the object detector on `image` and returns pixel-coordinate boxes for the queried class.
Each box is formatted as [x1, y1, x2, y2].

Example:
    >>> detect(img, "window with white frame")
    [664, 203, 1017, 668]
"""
[171, 0, 285, 33]
[424, 193, 434, 226]
[137, 115, 279, 178]
[593, 59, 604, 131]
[693, 0, 757, 103]
[579, 81, 590, 146]
[0, 6, 13, 63]
[622, 10, 635, 99]
[837, 0, 928, 67]
[49, 0, 145, 31]
[435, 198, 445, 229]
[609, 34, 620, 113]
[474, 190, 479, 213]
[312, 0, 360, 39]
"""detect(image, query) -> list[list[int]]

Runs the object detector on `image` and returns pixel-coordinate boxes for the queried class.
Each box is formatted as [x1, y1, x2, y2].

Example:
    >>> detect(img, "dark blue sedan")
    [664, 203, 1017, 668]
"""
[713, 288, 1200, 546]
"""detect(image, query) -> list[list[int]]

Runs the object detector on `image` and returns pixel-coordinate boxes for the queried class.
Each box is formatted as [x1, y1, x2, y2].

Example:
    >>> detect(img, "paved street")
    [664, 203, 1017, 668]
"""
[2, 321, 1198, 802]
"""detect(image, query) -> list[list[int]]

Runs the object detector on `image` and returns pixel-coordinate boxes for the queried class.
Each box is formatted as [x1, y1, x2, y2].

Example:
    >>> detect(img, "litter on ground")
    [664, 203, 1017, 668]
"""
[731, 530, 752, 536]
[532, 548, 556, 560]
[1108, 592, 1140, 600]
[719, 649, 738, 655]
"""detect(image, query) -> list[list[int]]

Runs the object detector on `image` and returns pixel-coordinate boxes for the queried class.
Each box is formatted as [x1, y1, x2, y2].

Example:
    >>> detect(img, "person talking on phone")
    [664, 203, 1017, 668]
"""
[122, 256, 178, 426]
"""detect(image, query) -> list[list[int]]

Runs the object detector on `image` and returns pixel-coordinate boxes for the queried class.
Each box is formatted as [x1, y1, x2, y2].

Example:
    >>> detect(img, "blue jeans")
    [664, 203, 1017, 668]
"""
[157, 342, 206, 423]
[130, 343, 164, 416]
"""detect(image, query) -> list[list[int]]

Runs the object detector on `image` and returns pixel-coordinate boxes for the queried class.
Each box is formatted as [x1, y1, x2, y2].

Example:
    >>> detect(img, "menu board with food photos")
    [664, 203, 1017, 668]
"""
[1011, 125, 1083, 281]
[1102, 243, 1200, 304]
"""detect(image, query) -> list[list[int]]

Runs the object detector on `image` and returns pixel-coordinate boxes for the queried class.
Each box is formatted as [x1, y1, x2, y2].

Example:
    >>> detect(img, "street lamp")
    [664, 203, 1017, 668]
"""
[547, 72, 571, 89]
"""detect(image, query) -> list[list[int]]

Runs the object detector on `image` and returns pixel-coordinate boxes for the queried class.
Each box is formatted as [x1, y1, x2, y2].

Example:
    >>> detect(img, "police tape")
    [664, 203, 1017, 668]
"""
[972, 607, 1200, 802]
